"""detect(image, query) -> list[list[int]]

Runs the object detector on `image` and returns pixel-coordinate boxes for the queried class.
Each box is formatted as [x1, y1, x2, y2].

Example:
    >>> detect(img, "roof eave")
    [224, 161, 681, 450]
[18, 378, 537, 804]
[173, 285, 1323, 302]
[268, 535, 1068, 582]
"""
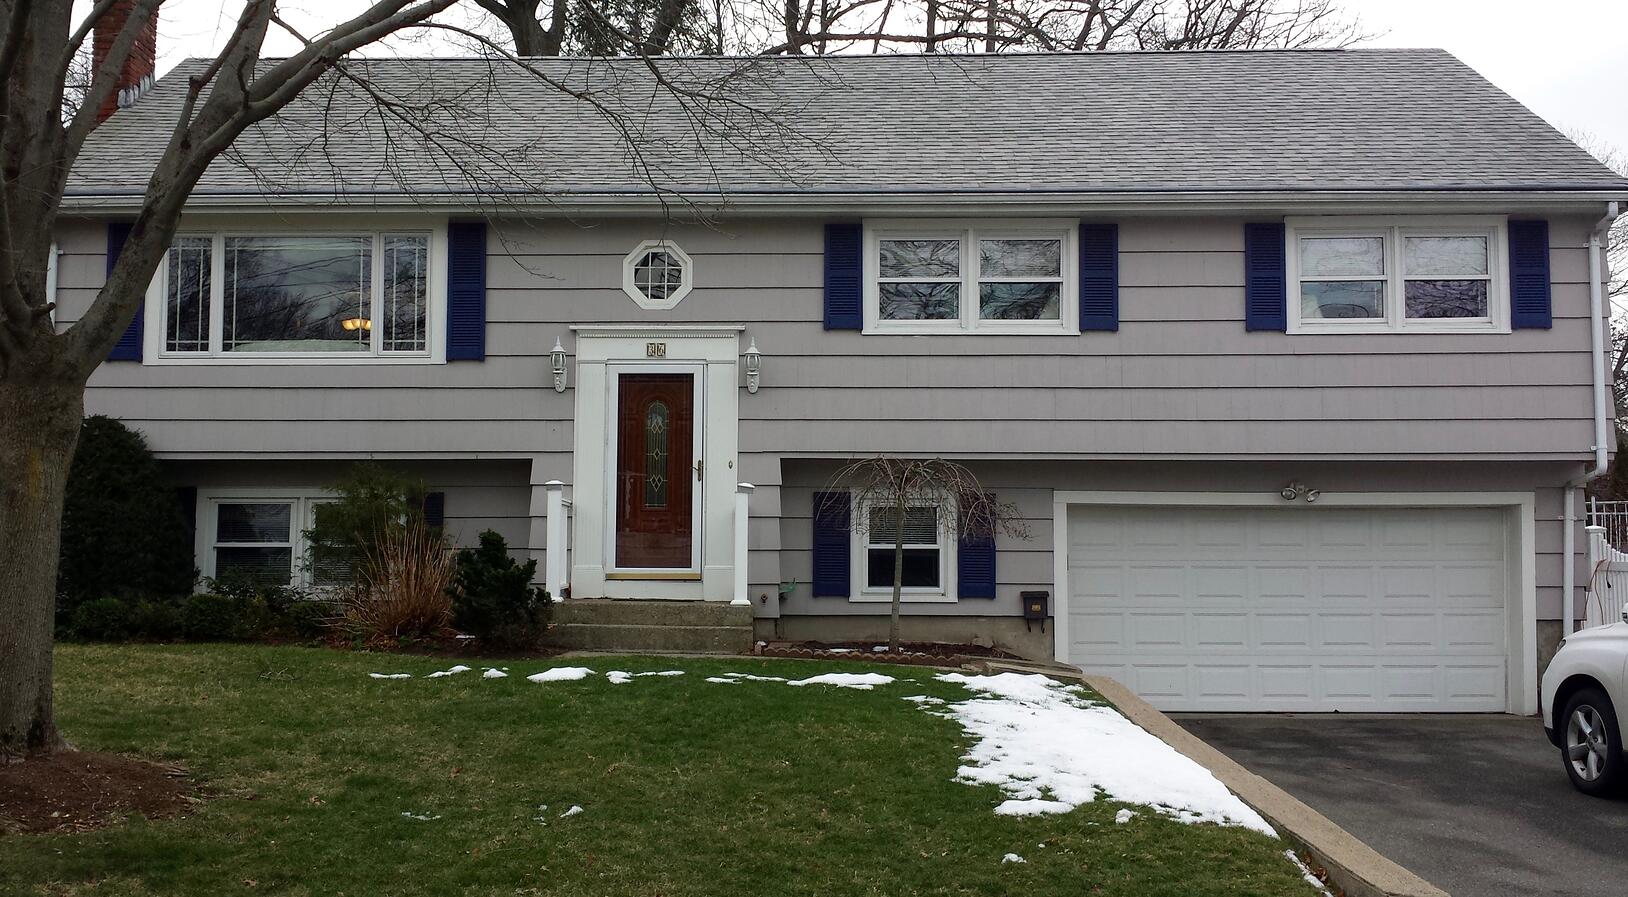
[56, 187, 1628, 217]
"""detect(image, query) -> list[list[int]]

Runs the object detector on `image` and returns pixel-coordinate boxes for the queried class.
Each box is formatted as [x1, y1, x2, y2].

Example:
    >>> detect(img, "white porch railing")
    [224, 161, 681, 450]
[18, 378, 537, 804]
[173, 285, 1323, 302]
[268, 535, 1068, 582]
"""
[1585, 524, 1628, 629]
[1586, 497, 1628, 550]
[544, 481, 571, 599]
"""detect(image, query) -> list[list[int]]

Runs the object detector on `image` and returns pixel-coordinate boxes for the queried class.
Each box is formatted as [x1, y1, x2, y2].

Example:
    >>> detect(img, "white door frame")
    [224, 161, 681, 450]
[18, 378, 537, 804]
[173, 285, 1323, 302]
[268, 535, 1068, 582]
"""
[603, 361, 706, 577]
[1051, 490, 1538, 715]
[569, 325, 741, 601]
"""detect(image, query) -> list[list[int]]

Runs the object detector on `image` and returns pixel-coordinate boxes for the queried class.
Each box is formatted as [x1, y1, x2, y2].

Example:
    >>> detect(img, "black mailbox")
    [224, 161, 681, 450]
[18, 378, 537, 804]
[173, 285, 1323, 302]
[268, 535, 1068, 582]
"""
[1021, 590, 1049, 631]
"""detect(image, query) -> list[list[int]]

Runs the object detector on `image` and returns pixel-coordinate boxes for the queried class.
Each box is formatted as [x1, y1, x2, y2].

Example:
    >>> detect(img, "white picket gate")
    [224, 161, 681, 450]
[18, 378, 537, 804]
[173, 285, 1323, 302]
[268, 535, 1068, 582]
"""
[1585, 525, 1628, 629]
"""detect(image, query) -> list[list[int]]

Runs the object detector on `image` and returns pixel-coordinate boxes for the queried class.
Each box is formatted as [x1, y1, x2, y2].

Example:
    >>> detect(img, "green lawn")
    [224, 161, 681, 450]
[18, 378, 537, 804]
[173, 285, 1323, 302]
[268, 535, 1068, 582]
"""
[1, 645, 1317, 896]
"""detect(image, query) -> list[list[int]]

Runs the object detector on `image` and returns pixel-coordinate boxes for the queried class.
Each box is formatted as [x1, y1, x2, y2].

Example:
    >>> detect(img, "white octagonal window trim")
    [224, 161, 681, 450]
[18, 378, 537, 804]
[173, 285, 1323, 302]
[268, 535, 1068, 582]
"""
[622, 240, 695, 309]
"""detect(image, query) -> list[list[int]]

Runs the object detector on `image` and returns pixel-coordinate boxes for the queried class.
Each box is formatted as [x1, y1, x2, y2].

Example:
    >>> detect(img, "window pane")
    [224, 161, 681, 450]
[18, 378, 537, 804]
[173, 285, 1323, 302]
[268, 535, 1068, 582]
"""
[980, 239, 1061, 277]
[224, 236, 371, 352]
[1405, 280, 1489, 318]
[308, 503, 354, 587]
[1301, 281, 1384, 319]
[165, 237, 211, 352]
[216, 547, 294, 587]
[869, 505, 938, 545]
[879, 239, 959, 278]
[879, 283, 958, 320]
[634, 250, 684, 301]
[216, 503, 292, 543]
[382, 235, 428, 352]
[867, 547, 941, 589]
[1404, 236, 1487, 276]
[980, 283, 1061, 320]
[1299, 237, 1384, 277]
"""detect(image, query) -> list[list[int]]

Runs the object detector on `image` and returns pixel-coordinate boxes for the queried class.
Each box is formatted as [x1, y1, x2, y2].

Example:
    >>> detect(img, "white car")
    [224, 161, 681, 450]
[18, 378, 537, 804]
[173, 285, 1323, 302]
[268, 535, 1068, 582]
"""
[1541, 610, 1628, 795]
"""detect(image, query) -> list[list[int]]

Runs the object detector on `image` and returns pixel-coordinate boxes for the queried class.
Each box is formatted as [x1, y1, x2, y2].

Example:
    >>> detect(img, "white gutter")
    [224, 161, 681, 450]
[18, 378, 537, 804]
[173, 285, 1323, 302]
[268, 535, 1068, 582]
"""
[1565, 200, 1621, 632]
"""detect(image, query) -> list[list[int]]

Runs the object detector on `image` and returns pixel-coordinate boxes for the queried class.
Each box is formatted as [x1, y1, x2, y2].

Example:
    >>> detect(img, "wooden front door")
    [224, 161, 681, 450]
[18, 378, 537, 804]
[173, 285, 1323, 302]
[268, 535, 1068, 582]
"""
[615, 372, 696, 570]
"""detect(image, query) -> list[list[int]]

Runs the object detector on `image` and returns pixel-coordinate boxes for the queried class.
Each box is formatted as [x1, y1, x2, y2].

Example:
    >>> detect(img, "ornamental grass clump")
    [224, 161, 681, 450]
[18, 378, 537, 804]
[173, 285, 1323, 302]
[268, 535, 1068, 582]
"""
[337, 518, 454, 645]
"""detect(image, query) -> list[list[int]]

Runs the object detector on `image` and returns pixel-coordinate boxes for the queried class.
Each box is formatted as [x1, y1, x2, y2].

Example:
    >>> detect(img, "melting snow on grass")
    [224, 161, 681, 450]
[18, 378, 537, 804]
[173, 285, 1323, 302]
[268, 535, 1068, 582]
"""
[925, 673, 1272, 835]
[1001, 853, 1026, 864]
[526, 667, 595, 683]
[786, 672, 895, 690]
[1285, 851, 1334, 896]
[400, 811, 441, 821]
[368, 673, 411, 680]
[425, 665, 472, 678]
[482, 668, 508, 679]
[560, 805, 584, 818]
[608, 670, 686, 685]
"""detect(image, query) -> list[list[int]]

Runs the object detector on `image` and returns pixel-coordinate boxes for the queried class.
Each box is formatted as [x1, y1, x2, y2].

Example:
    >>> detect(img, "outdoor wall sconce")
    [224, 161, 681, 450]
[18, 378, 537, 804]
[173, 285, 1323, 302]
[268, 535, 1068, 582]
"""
[1279, 482, 1320, 503]
[550, 338, 568, 393]
[1021, 590, 1049, 632]
[744, 338, 762, 394]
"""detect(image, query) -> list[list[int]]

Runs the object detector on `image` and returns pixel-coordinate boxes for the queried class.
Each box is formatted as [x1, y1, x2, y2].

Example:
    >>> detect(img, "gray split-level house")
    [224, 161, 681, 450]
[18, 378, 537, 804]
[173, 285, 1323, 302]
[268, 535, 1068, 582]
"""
[58, 47, 1628, 715]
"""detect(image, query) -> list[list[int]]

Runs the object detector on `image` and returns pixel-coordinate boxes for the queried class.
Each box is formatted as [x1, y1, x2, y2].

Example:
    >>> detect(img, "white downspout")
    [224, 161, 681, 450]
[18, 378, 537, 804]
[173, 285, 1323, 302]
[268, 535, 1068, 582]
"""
[1567, 201, 1622, 633]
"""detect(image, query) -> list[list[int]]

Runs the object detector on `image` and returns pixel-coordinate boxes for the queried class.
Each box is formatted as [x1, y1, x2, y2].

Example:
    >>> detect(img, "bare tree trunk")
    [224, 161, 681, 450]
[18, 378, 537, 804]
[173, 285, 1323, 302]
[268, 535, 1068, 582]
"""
[890, 500, 905, 652]
[0, 370, 84, 761]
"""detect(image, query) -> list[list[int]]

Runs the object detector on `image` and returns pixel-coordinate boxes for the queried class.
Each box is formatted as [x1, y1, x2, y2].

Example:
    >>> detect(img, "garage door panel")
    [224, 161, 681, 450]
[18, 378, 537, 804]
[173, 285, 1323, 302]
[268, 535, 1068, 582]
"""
[1065, 504, 1510, 712]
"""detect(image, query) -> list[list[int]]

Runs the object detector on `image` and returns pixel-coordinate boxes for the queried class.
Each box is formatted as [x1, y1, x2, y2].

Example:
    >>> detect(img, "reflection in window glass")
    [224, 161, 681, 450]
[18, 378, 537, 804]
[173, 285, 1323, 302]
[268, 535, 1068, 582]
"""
[633, 250, 684, 302]
[1299, 237, 1384, 277]
[224, 236, 371, 353]
[214, 502, 294, 587]
[165, 237, 211, 352]
[865, 505, 941, 590]
[382, 235, 429, 351]
[1301, 281, 1384, 319]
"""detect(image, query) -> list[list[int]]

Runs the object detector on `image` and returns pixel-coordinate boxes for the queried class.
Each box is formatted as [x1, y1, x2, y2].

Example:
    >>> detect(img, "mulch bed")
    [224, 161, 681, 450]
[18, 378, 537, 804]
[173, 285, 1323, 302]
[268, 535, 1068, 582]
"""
[0, 751, 194, 834]
[756, 640, 1023, 667]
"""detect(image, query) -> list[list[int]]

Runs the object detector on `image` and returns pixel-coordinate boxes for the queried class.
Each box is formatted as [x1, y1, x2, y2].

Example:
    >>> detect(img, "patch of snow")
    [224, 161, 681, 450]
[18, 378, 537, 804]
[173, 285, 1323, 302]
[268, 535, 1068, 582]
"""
[526, 667, 596, 683]
[926, 672, 1273, 835]
[704, 677, 739, 684]
[1001, 853, 1026, 864]
[1285, 850, 1334, 896]
[401, 811, 441, 821]
[368, 673, 411, 680]
[560, 805, 583, 818]
[721, 672, 788, 683]
[825, 647, 855, 654]
[1114, 809, 1137, 824]
[639, 670, 685, 677]
[787, 672, 895, 690]
[871, 646, 888, 652]
[425, 665, 473, 678]
[901, 695, 945, 705]
[606, 671, 634, 685]
[482, 668, 508, 679]
[996, 799, 1073, 816]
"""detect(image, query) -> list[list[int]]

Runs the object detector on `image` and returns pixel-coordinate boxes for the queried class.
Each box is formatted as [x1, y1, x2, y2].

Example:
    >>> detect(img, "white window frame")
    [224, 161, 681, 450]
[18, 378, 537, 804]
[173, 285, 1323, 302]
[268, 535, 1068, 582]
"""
[863, 218, 1079, 335]
[621, 239, 695, 309]
[849, 496, 958, 604]
[1286, 216, 1510, 335]
[143, 222, 448, 365]
[196, 489, 337, 588]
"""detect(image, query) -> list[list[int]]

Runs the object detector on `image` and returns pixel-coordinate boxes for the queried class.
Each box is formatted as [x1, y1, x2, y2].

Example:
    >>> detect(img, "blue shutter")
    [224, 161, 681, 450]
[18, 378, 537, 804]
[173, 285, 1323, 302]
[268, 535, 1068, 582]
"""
[421, 491, 446, 529]
[1078, 222, 1118, 332]
[1509, 220, 1552, 329]
[824, 222, 862, 330]
[106, 221, 142, 361]
[811, 490, 851, 597]
[1244, 222, 1287, 332]
[957, 493, 997, 599]
[446, 221, 487, 360]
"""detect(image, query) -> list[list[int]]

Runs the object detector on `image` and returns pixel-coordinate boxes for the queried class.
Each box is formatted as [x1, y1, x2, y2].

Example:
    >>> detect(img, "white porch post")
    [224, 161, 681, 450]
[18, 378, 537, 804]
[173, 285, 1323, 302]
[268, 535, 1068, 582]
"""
[545, 480, 568, 600]
[1585, 524, 1607, 629]
[733, 483, 755, 607]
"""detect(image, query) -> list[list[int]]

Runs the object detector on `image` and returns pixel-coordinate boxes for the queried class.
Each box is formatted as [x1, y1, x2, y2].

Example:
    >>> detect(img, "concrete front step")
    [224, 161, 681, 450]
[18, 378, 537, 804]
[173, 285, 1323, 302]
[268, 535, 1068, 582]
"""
[544, 599, 754, 654]
[551, 598, 753, 629]
[547, 622, 753, 654]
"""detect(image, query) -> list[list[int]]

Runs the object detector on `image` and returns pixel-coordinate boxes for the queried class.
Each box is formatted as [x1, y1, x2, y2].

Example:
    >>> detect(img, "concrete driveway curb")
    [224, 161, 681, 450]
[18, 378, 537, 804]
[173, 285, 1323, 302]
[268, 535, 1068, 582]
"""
[972, 660, 1449, 897]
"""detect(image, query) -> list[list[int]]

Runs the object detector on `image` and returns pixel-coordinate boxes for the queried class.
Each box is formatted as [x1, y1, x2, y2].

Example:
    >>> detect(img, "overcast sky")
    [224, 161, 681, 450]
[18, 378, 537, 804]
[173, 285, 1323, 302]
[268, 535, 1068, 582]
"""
[133, 0, 1628, 161]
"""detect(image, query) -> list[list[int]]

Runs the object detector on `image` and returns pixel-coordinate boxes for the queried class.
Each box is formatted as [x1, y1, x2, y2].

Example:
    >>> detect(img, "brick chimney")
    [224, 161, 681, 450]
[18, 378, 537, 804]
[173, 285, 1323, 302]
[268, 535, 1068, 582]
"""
[92, 1, 158, 123]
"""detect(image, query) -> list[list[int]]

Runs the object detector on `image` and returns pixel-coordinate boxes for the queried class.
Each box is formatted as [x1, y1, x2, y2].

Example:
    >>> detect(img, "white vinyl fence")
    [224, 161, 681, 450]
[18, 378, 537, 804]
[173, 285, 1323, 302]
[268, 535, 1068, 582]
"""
[1585, 524, 1628, 629]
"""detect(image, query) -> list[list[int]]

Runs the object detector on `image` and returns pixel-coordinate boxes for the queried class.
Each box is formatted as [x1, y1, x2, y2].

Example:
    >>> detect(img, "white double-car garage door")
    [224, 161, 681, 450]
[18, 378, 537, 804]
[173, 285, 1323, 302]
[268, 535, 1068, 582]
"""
[1061, 502, 1520, 712]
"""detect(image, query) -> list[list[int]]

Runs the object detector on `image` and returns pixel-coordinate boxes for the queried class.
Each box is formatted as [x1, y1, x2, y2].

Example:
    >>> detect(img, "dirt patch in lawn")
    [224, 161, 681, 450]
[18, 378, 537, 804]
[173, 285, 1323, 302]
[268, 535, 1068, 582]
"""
[0, 750, 194, 834]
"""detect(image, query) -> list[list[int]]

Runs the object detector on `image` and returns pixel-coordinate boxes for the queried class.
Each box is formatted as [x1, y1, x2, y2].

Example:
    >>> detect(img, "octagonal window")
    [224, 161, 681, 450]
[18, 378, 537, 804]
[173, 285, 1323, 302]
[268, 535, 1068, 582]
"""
[623, 240, 694, 309]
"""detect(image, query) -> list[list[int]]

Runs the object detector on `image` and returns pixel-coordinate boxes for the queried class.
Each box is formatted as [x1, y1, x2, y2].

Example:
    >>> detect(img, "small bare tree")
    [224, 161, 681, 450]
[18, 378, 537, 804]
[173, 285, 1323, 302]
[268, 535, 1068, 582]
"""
[828, 457, 1028, 652]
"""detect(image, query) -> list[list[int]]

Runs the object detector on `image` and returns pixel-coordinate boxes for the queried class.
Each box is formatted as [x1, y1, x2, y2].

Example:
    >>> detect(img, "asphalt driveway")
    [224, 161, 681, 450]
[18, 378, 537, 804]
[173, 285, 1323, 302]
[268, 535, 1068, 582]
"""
[1175, 714, 1628, 897]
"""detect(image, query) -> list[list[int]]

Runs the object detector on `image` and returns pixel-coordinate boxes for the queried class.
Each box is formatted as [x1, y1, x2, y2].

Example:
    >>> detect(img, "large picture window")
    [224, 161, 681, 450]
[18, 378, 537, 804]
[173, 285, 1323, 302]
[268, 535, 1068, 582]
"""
[864, 220, 1077, 334]
[151, 229, 440, 361]
[1287, 218, 1508, 333]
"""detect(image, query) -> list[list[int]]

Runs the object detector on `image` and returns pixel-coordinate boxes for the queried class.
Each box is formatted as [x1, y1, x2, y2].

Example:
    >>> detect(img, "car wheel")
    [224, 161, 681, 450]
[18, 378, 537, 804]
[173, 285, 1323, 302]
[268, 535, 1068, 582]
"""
[1561, 688, 1624, 796]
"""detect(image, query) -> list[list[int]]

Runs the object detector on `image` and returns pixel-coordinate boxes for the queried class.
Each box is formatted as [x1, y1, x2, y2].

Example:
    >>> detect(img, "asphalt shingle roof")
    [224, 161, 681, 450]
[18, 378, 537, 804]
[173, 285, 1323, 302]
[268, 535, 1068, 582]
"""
[67, 49, 1628, 201]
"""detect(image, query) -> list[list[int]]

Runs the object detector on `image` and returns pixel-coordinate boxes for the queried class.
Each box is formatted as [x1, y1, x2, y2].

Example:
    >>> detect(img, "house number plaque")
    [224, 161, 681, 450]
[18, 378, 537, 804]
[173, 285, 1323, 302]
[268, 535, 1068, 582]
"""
[645, 342, 666, 358]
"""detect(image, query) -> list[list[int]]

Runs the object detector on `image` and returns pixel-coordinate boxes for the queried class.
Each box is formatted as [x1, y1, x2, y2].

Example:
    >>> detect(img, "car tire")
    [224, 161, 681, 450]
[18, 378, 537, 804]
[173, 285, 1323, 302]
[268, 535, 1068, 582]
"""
[1560, 688, 1625, 797]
